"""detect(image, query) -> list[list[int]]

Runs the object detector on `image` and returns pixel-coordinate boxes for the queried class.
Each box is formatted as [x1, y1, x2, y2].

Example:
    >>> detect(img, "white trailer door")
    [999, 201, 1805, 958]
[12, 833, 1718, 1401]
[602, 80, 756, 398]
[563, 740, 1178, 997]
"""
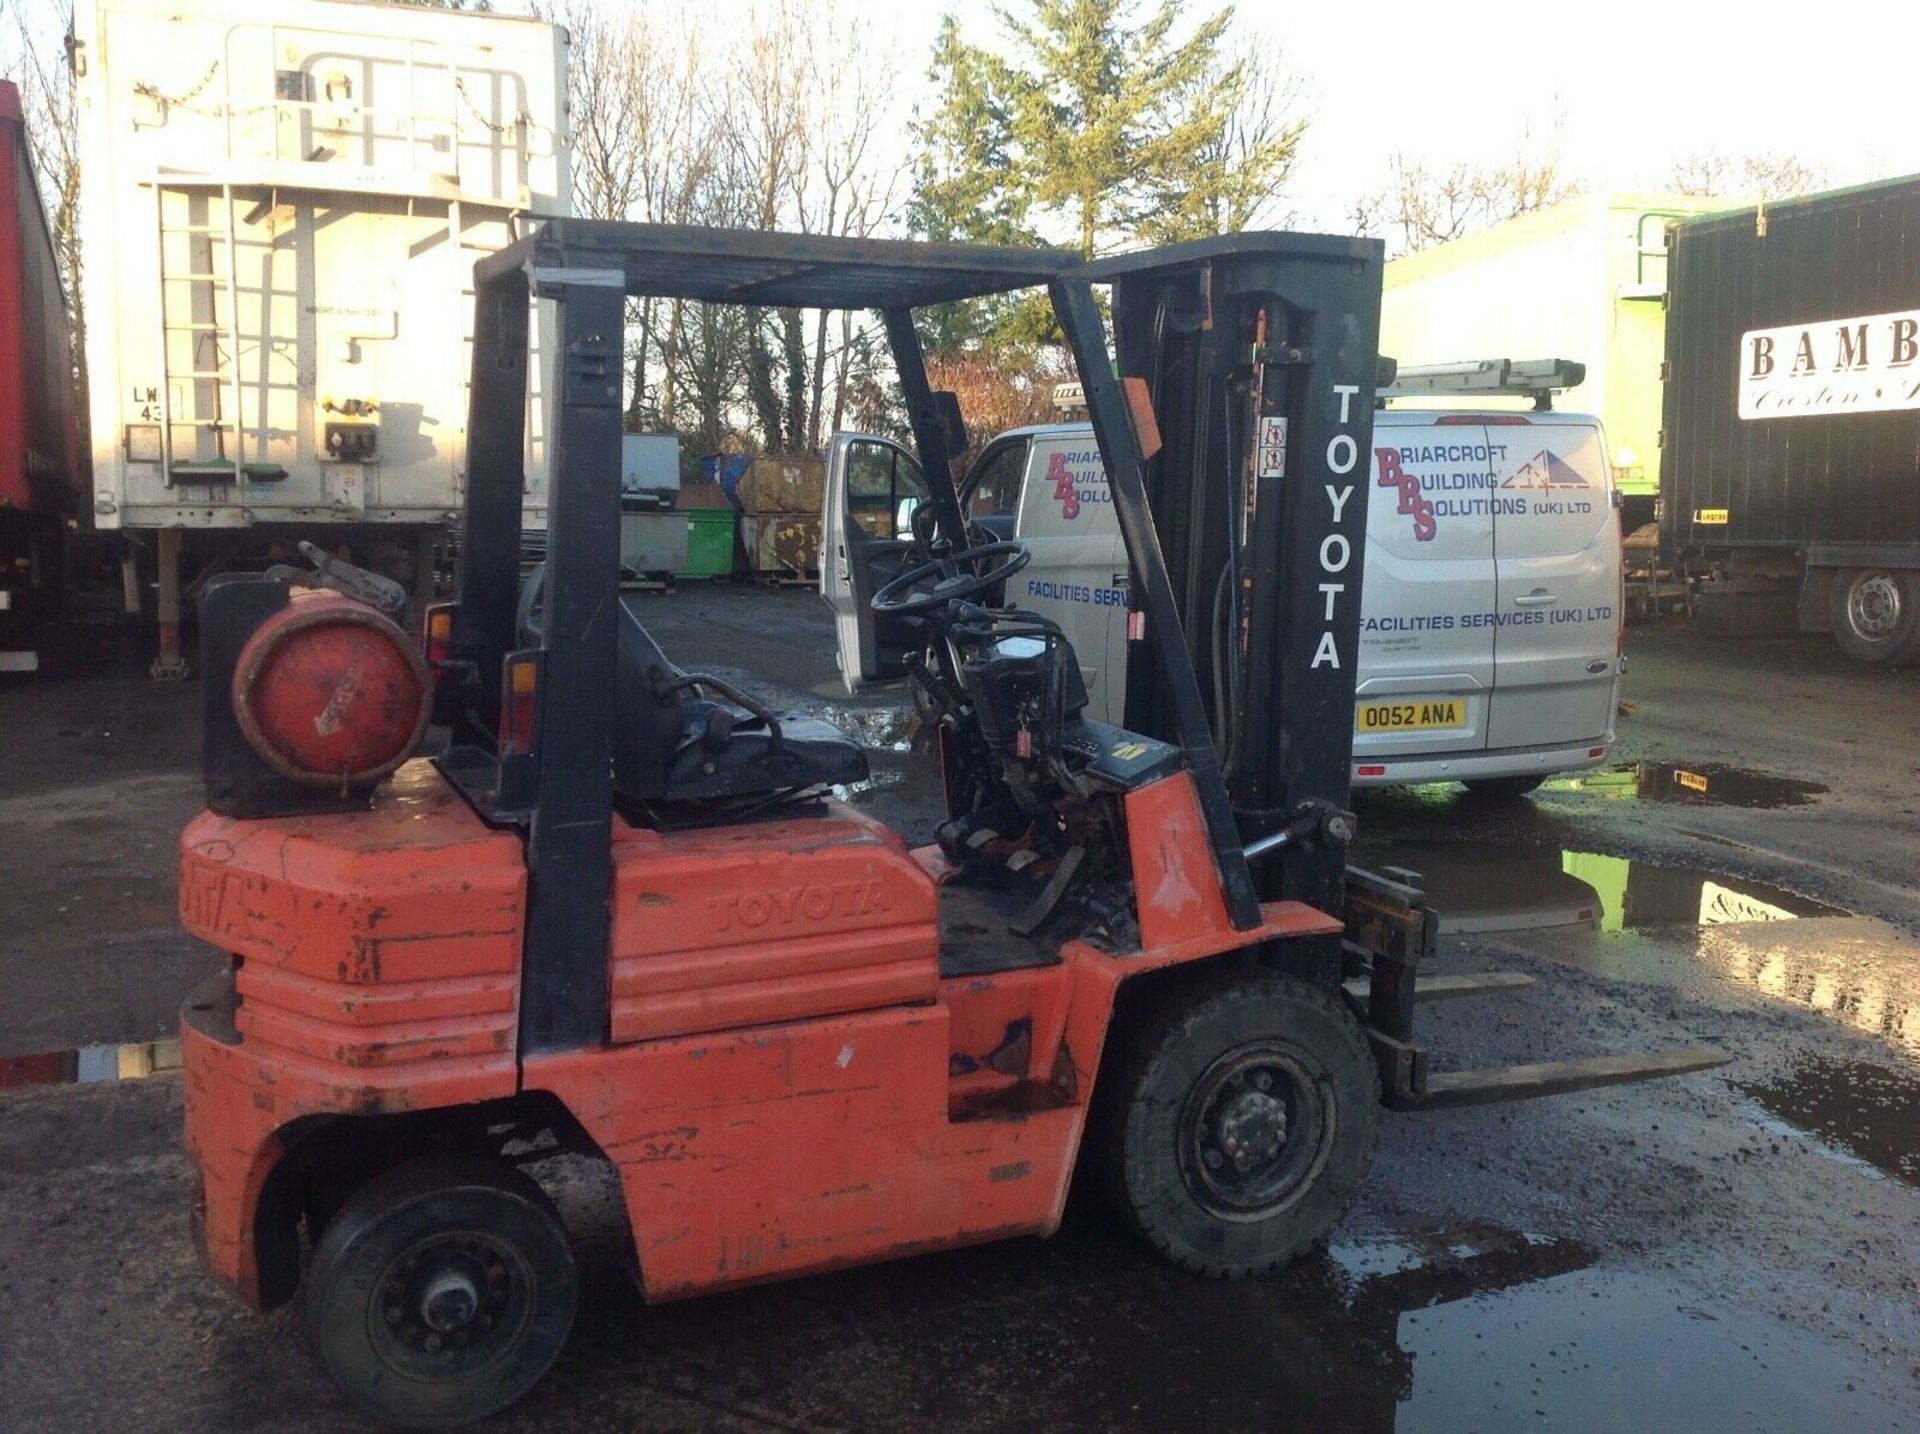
[1486, 417, 1621, 748]
[1352, 418, 1498, 764]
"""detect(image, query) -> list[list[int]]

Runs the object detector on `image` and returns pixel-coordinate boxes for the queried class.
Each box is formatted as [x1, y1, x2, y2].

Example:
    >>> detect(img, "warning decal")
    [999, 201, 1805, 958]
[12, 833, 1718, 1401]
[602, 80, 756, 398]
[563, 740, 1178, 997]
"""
[1257, 416, 1287, 478]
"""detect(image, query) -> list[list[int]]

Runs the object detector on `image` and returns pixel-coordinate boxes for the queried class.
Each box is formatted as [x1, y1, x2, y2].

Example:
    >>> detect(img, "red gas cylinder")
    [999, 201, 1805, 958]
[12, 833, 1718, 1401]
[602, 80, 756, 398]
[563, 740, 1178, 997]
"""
[231, 590, 432, 788]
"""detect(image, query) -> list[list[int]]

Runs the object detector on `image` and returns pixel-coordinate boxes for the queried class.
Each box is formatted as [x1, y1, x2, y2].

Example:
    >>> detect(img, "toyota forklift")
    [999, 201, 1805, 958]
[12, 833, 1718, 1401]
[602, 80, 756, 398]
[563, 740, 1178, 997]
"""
[176, 222, 1726, 1426]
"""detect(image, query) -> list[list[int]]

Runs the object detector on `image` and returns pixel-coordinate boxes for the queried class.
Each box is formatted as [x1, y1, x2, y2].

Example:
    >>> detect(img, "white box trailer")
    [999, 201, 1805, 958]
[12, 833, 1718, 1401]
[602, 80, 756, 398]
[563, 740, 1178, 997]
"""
[71, 0, 569, 672]
[1379, 194, 1727, 532]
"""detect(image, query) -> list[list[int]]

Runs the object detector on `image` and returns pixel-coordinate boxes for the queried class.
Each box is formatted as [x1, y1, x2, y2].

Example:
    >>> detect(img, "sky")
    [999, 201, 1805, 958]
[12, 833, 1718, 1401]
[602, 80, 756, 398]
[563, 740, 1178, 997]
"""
[1259, 1, 1920, 228]
[870, 0, 1920, 234]
[10, 0, 1918, 239]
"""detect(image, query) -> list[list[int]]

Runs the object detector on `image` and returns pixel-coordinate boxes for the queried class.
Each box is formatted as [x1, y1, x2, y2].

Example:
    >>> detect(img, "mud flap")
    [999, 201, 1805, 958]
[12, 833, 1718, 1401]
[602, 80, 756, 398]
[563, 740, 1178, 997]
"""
[1343, 864, 1733, 1112]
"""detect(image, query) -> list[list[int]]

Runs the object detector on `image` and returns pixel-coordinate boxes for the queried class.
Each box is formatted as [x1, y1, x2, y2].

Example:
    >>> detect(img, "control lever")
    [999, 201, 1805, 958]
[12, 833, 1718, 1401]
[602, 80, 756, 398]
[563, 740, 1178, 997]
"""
[904, 649, 968, 720]
[281, 540, 409, 615]
[699, 706, 738, 753]
[1243, 799, 1357, 860]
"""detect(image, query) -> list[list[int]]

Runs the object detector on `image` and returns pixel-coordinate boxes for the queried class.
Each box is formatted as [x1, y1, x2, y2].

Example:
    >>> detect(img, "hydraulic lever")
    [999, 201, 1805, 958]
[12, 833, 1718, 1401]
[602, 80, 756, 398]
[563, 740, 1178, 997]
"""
[903, 649, 968, 721]
[1243, 799, 1357, 860]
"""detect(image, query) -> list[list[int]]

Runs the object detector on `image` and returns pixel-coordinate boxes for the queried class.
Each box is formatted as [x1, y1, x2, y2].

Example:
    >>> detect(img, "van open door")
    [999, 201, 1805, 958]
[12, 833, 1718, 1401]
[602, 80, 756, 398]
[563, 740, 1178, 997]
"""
[820, 432, 930, 692]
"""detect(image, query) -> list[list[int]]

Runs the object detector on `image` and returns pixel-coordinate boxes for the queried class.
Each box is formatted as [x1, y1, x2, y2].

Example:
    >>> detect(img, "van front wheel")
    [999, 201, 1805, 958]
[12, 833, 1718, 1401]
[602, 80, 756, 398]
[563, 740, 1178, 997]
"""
[1828, 568, 1920, 666]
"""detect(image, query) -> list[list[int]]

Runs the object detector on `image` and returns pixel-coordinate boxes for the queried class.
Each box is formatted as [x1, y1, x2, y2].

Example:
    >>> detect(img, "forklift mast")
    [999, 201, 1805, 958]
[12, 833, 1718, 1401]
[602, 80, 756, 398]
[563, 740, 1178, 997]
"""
[1085, 237, 1387, 951]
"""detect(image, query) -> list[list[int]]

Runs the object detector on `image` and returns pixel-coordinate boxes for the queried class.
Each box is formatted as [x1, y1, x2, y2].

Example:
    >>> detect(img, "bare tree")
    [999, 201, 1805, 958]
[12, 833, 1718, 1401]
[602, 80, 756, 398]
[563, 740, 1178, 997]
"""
[1668, 150, 1826, 201]
[718, 2, 906, 454]
[1352, 124, 1582, 256]
[5, 0, 85, 409]
[926, 349, 1064, 468]
[541, 1, 909, 456]
[1349, 157, 1490, 253]
[544, 1, 726, 432]
[720, 3, 809, 452]
[786, 11, 904, 449]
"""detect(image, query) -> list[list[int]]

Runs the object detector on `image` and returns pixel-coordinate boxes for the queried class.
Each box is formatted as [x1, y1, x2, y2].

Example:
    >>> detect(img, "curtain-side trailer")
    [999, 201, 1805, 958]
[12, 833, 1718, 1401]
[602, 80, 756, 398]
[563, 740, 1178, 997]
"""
[0, 80, 87, 671]
[1660, 176, 1920, 665]
[72, 0, 569, 675]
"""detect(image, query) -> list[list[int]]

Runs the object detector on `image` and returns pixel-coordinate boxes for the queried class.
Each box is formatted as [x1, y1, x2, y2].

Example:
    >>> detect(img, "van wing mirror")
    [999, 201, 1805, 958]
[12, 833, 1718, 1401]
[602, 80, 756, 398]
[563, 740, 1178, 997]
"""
[931, 390, 968, 457]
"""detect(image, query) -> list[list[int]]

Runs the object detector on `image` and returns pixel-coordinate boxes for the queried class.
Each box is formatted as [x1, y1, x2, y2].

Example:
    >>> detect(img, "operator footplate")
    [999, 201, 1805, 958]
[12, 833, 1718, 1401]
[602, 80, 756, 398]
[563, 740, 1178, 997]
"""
[937, 881, 1062, 978]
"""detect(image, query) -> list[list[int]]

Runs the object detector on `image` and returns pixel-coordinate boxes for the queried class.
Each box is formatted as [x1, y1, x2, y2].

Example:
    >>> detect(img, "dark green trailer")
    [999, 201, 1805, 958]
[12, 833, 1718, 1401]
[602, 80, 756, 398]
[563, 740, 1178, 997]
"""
[1660, 175, 1920, 664]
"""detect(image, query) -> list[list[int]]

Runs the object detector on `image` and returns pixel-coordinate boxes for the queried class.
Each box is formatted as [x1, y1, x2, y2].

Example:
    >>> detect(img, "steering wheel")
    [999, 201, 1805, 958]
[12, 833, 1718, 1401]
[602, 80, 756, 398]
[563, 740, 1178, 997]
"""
[870, 540, 1032, 619]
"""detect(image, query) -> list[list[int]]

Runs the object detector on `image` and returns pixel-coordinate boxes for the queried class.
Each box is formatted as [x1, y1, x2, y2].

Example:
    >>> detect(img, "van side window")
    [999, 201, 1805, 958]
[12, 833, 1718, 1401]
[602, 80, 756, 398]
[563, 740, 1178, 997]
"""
[966, 440, 1028, 519]
[846, 440, 926, 539]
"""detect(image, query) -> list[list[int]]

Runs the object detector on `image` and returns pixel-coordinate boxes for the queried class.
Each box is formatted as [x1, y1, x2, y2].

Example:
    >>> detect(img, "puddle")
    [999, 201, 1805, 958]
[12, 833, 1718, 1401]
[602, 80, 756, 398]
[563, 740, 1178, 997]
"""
[837, 706, 921, 752]
[0, 1037, 181, 1091]
[1739, 1052, 1920, 1186]
[1545, 761, 1827, 809]
[1358, 842, 1844, 936]
[1382, 844, 1918, 1054]
[775, 701, 921, 753]
[829, 768, 909, 802]
[552, 1210, 1909, 1432]
[1393, 1264, 1898, 1432]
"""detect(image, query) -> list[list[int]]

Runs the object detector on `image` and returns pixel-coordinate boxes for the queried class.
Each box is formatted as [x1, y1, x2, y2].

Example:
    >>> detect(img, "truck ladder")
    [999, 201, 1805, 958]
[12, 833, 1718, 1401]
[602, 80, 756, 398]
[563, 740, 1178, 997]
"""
[152, 184, 257, 481]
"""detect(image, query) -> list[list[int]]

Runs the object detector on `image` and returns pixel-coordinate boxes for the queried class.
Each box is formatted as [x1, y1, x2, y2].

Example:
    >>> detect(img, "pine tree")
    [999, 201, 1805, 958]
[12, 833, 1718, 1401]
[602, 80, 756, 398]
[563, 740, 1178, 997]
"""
[996, 0, 1236, 258]
[907, 16, 1044, 354]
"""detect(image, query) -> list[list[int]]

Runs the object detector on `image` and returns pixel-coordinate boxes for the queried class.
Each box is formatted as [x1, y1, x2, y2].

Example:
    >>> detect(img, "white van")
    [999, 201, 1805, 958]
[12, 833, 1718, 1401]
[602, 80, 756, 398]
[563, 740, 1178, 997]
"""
[821, 410, 1624, 795]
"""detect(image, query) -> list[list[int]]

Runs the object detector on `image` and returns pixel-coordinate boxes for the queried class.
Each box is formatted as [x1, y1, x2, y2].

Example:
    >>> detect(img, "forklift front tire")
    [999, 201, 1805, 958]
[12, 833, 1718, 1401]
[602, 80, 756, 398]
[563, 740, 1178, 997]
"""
[303, 1155, 577, 1429]
[1111, 974, 1379, 1278]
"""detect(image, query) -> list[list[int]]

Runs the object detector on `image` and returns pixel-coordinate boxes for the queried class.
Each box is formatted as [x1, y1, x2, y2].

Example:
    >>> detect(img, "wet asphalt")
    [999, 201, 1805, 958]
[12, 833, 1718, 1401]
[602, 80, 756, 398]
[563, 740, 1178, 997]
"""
[0, 587, 1917, 1431]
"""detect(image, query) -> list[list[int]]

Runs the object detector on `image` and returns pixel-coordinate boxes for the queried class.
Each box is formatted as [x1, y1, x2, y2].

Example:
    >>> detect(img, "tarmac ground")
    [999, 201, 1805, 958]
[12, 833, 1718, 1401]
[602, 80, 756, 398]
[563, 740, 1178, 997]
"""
[1, 586, 1916, 1431]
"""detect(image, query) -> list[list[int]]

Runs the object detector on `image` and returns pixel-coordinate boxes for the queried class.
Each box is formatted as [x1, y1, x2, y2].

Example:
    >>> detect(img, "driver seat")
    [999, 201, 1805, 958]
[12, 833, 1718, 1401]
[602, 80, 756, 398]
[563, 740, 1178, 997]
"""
[515, 563, 867, 805]
[612, 603, 870, 805]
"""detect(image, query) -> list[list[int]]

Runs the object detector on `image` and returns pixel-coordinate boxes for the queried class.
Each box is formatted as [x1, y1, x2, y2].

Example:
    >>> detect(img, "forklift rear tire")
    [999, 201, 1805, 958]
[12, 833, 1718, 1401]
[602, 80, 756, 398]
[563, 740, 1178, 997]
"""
[1109, 973, 1379, 1277]
[304, 1155, 577, 1429]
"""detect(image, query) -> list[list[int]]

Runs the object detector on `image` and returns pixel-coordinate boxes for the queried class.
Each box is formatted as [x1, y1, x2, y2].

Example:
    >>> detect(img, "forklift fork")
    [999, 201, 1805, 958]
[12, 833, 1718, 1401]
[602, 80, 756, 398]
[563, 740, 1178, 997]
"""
[1342, 865, 1731, 1113]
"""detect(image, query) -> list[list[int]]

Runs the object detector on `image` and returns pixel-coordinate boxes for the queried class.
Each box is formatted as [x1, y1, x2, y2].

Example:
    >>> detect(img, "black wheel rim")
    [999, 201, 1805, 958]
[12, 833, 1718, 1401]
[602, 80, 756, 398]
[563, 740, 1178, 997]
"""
[366, 1229, 536, 1383]
[1176, 1043, 1335, 1221]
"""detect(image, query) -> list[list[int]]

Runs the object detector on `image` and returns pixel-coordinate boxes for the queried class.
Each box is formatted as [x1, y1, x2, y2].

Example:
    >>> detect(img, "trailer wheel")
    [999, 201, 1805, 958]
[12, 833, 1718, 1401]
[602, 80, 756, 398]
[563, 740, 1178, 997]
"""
[1828, 568, 1920, 666]
[304, 1155, 576, 1428]
[1109, 974, 1378, 1277]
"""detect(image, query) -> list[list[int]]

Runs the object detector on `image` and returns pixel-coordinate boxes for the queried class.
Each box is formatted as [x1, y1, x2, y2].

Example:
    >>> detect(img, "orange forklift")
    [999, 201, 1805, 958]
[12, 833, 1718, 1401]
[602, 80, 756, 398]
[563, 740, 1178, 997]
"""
[177, 223, 1726, 1426]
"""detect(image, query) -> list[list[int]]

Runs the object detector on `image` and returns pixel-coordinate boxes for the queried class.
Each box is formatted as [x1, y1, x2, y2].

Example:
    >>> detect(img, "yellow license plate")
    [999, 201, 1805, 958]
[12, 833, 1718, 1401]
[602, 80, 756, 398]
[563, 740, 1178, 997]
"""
[1356, 699, 1465, 733]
